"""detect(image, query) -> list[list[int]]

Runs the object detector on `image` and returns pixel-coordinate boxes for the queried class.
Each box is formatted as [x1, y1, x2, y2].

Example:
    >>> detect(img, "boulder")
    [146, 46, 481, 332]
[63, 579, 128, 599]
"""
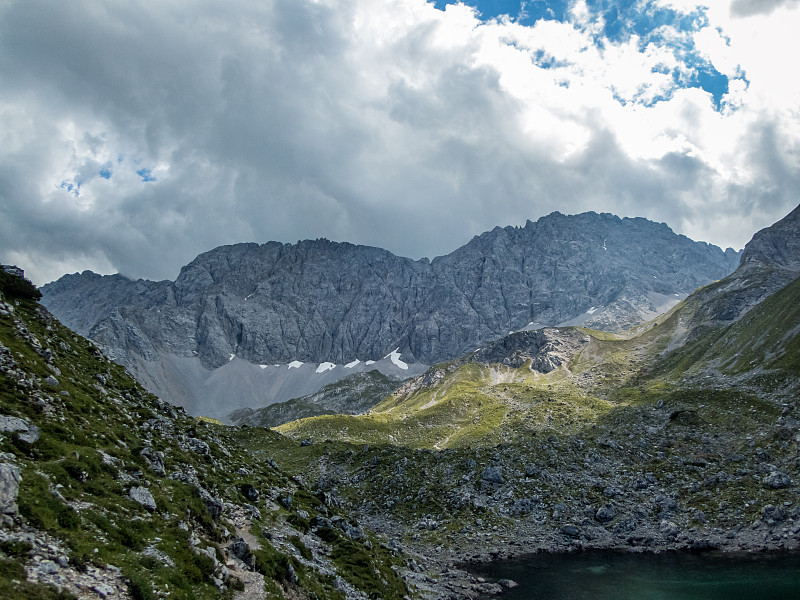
[186, 438, 210, 455]
[229, 537, 251, 562]
[0, 463, 21, 514]
[560, 524, 580, 538]
[0, 415, 39, 444]
[481, 466, 505, 485]
[763, 471, 791, 489]
[658, 520, 680, 537]
[129, 486, 157, 512]
[761, 504, 787, 524]
[140, 446, 166, 476]
[240, 483, 260, 502]
[595, 504, 617, 523]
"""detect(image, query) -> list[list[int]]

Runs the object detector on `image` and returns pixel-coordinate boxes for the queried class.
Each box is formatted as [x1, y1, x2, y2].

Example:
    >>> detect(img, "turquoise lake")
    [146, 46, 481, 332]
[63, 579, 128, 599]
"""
[470, 551, 800, 599]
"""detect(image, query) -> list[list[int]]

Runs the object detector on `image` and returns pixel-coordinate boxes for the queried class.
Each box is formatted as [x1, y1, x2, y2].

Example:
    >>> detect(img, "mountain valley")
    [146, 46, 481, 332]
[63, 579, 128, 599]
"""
[41, 211, 740, 419]
[0, 206, 798, 599]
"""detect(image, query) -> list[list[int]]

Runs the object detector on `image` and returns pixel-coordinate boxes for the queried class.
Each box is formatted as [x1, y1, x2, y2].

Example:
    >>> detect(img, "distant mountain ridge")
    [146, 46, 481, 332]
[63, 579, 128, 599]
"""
[40, 210, 740, 415]
[43, 211, 739, 367]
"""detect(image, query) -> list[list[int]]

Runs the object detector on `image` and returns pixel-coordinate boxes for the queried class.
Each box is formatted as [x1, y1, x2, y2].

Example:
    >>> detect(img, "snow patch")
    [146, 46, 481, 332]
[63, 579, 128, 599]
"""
[602, 238, 607, 251]
[259, 365, 268, 369]
[383, 348, 408, 370]
[586, 306, 598, 315]
[228, 354, 235, 362]
[365, 360, 376, 365]
[245, 293, 254, 301]
[316, 362, 336, 374]
[288, 361, 303, 369]
[345, 359, 361, 369]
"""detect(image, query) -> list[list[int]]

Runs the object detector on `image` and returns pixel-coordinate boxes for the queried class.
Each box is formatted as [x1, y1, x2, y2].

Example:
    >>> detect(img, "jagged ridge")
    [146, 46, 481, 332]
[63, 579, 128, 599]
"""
[42, 211, 740, 370]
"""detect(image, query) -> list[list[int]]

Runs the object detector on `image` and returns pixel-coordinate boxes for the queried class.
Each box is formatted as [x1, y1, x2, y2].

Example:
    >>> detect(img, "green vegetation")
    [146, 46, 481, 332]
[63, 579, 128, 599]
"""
[0, 291, 413, 600]
[0, 268, 41, 301]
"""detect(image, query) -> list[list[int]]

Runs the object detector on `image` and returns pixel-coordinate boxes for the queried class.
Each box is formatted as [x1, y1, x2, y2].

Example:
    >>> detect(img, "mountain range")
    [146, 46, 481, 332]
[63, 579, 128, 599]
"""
[41, 211, 740, 417]
[0, 204, 798, 600]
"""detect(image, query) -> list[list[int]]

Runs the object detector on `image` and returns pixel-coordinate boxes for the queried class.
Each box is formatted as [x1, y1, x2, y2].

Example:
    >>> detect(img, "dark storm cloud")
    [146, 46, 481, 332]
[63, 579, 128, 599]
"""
[0, 0, 797, 285]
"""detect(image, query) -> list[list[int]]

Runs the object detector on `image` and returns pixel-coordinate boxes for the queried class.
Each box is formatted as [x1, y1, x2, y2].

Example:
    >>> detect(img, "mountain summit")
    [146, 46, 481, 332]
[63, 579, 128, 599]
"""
[41, 211, 740, 414]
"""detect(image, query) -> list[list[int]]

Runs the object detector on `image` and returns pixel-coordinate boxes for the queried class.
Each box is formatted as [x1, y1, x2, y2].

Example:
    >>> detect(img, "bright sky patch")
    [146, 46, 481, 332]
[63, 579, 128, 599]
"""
[431, 0, 743, 109]
[136, 168, 156, 182]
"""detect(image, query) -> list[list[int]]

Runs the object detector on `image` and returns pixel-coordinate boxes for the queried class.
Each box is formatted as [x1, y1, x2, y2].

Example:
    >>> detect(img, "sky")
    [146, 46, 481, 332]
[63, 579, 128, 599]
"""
[1, 0, 799, 285]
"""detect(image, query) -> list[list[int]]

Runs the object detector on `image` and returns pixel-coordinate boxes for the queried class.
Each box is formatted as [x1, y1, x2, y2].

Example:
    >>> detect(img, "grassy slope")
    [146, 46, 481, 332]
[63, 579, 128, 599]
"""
[655, 274, 800, 381]
[0, 295, 410, 600]
[231, 371, 402, 428]
[275, 269, 800, 454]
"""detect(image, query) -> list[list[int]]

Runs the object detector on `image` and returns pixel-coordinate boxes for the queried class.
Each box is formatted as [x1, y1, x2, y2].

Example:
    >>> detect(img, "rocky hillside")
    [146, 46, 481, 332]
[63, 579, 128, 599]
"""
[0, 272, 432, 600]
[42, 212, 739, 370]
[261, 205, 800, 567]
[229, 371, 403, 429]
[0, 204, 797, 600]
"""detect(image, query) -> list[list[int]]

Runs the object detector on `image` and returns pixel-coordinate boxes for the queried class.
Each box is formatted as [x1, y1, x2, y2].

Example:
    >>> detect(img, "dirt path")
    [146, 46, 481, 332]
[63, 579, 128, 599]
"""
[231, 519, 266, 600]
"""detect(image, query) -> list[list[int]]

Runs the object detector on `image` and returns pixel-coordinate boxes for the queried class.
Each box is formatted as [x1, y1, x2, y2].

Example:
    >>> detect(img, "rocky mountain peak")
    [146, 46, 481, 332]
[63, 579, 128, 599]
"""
[739, 203, 800, 274]
[41, 211, 743, 412]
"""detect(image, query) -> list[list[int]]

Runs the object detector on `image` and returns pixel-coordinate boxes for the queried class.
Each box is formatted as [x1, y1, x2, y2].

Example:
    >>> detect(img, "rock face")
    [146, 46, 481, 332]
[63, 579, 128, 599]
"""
[739, 204, 800, 275]
[42, 211, 739, 373]
[229, 370, 404, 428]
[456, 328, 590, 372]
[690, 204, 800, 328]
[0, 463, 21, 514]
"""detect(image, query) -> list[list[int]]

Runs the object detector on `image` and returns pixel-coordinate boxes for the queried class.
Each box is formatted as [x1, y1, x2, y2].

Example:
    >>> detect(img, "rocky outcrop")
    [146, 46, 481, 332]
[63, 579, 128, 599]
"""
[689, 204, 800, 328]
[229, 370, 404, 428]
[42, 211, 740, 373]
[456, 328, 590, 372]
[0, 462, 21, 515]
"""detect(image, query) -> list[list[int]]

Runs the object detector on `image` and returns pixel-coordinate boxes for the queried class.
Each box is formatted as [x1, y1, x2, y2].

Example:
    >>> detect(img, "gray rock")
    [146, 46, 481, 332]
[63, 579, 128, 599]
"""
[761, 504, 787, 524]
[229, 537, 251, 562]
[330, 515, 364, 540]
[509, 498, 534, 515]
[197, 487, 223, 519]
[37, 560, 59, 575]
[140, 446, 166, 476]
[44, 375, 59, 387]
[560, 524, 580, 538]
[0, 415, 39, 444]
[129, 486, 157, 512]
[481, 466, 505, 485]
[240, 483, 260, 502]
[659, 520, 681, 537]
[763, 471, 791, 489]
[286, 560, 298, 584]
[244, 503, 262, 520]
[595, 504, 617, 523]
[186, 438, 210, 455]
[693, 510, 707, 523]
[0, 463, 21, 514]
[92, 584, 115, 599]
[552, 502, 568, 518]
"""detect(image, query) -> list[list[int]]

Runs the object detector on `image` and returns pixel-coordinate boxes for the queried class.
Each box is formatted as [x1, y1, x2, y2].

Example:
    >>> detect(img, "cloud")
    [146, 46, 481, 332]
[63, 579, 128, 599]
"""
[0, 0, 798, 285]
[730, 0, 796, 17]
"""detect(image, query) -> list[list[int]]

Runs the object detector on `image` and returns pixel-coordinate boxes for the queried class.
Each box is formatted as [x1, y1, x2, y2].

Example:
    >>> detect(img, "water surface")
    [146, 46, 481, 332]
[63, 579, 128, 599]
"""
[470, 551, 800, 600]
